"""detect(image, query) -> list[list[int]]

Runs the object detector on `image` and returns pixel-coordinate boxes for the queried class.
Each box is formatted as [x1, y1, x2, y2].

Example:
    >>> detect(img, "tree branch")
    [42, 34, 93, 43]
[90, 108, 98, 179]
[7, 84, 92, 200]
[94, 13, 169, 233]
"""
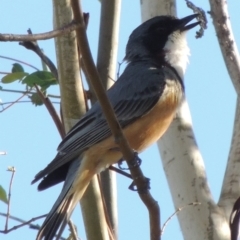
[35, 85, 65, 139]
[19, 29, 58, 81]
[5, 167, 15, 231]
[71, 1, 160, 240]
[0, 21, 82, 42]
[0, 88, 60, 99]
[0, 55, 39, 70]
[0, 213, 66, 240]
[209, 0, 240, 221]
[96, 0, 121, 236]
[208, 0, 240, 94]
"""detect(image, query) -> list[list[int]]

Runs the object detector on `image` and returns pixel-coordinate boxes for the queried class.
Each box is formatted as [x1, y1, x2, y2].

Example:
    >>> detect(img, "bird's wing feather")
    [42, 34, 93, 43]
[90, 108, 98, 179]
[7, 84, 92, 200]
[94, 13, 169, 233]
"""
[32, 62, 178, 183]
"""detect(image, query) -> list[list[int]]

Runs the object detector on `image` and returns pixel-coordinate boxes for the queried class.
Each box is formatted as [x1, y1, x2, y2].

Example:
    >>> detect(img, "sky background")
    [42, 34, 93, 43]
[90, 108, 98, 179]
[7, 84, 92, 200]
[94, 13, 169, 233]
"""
[0, 1, 240, 240]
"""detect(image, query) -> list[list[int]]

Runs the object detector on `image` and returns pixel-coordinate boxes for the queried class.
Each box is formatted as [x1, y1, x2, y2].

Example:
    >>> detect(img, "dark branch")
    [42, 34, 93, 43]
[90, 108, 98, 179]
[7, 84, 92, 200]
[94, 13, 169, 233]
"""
[70, 1, 160, 240]
[19, 29, 58, 81]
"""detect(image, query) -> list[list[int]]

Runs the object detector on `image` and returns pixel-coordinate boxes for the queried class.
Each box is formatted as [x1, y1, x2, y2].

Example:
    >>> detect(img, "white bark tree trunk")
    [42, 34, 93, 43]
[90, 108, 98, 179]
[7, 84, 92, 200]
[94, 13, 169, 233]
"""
[141, 0, 232, 239]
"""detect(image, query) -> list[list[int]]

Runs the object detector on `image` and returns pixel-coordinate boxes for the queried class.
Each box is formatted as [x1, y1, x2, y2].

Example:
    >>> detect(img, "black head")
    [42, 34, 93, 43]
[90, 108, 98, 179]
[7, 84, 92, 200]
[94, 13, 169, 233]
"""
[125, 14, 199, 62]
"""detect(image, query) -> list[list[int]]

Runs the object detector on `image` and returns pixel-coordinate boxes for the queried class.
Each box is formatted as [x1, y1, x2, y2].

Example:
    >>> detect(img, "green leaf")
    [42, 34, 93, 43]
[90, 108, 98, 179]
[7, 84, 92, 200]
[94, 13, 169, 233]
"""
[12, 63, 24, 73]
[0, 185, 8, 204]
[22, 71, 57, 90]
[1, 72, 28, 83]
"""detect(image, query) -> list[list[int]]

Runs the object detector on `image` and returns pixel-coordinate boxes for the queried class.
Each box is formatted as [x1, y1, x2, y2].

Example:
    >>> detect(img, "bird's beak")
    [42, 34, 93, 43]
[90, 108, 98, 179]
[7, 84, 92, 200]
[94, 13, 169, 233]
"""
[178, 14, 200, 32]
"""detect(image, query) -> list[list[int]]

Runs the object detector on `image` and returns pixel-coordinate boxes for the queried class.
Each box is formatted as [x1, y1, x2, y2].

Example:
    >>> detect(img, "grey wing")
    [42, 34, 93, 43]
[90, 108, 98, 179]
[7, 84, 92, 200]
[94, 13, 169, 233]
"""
[32, 62, 175, 183]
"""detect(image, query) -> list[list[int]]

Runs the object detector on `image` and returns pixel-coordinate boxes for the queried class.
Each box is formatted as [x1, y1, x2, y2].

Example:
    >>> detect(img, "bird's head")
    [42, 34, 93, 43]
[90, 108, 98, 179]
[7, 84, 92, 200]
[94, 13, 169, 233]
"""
[125, 14, 200, 78]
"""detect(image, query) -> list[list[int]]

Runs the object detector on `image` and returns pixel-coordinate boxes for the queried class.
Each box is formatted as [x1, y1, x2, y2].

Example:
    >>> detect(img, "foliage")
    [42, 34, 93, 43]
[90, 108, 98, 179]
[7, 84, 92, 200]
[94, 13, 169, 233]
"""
[1, 63, 57, 106]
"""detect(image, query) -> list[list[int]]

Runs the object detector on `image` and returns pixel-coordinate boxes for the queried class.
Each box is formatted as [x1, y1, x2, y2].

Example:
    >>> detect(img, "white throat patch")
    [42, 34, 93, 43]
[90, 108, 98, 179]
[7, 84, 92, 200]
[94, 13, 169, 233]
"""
[163, 31, 190, 79]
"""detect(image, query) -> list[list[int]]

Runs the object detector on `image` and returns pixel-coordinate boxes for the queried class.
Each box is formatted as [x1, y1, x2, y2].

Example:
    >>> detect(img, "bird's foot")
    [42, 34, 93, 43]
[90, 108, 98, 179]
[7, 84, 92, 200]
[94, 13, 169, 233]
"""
[128, 177, 151, 193]
[118, 152, 142, 170]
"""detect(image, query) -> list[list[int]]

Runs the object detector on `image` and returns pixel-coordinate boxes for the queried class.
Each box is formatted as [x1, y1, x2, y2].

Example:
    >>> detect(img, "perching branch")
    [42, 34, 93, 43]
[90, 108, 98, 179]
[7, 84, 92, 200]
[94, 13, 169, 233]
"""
[70, 1, 160, 240]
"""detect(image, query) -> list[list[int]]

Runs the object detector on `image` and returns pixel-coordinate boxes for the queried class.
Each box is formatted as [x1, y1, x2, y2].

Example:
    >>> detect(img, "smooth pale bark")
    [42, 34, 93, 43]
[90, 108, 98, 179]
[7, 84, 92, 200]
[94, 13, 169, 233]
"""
[141, 0, 230, 239]
[158, 101, 229, 240]
[52, 1, 109, 240]
[209, 0, 240, 221]
[96, 0, 121, 237]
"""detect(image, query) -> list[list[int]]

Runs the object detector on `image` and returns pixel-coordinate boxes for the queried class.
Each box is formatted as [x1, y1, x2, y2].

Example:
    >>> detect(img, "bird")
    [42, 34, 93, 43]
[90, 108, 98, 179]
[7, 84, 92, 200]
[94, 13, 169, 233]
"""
[32, 14, 200, 239]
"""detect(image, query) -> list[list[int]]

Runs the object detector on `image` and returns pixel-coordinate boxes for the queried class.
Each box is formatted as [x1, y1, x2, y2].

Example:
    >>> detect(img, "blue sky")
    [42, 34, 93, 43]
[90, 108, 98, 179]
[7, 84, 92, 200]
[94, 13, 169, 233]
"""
[0, 1, 240, 240]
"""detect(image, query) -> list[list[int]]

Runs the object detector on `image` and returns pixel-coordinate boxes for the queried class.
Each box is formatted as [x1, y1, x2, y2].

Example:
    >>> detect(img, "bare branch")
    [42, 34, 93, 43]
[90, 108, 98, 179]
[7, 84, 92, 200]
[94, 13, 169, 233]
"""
[71, 1, 160, 239]
[97, 175, 116, 240]
[219, 97, 240, 217]
[67, 220, 78, 240]
[96, 0, 121, 235]
[5, 167, 16, 231]
[0, 91, 28, 113]
[161, 202, 201, 236]
[0, 213, 47, 233]
[0, 55, 39, 70]
[34, 85, 65, 139]
[0, 213, 65, 240]
[0, 100, 60, 105]
[0, 21, 82, 42]
[0, 88, 60, 98]
[209, 0, 240, 94]
[209, 0, 240, 221]
[19, 29, 58, 81]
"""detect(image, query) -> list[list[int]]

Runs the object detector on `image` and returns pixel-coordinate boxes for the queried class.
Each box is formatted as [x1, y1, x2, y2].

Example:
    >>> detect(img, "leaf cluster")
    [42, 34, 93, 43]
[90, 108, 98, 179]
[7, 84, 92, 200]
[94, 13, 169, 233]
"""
[1, 63, 57, 106]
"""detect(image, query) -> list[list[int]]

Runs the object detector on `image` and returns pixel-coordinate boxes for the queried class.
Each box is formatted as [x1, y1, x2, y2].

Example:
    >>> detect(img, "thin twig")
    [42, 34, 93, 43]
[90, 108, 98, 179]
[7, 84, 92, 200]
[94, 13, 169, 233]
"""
[0, 213, 66, 239]
[19, 29, 58, 81]
[97, 175, 116, 240]
[70, 1, 160, 240]
[108, 165, 132, 179]
[0, 91, 28, 113]
[5, 167, 16, 231]
[0, 21, 82, 42]
[160, 202, 201, 236]
[0, 88, 60, 98]
[0, 55, 39, 70]
[0, 213, 46, 233]
[0, 100, 60, 105]
[68, 219, 79, 240]
[35, 85, 65, 138]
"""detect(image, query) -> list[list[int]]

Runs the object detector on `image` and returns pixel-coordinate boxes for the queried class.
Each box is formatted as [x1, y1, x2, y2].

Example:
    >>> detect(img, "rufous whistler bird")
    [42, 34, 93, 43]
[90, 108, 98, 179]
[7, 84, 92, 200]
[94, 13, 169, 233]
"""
[32, 14, 200, 239]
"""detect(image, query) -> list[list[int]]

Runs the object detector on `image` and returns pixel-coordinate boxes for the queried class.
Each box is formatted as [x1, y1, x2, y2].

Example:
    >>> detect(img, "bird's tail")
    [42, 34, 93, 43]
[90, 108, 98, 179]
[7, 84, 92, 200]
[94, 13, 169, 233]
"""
[36, 160, 81, 240]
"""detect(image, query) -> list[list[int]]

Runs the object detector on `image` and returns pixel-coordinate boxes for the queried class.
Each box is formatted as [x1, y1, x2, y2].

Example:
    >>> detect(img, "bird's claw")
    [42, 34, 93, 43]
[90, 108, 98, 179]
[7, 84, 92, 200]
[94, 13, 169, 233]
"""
[118, 152, 142, 170]
[128, 177, 151, 193]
